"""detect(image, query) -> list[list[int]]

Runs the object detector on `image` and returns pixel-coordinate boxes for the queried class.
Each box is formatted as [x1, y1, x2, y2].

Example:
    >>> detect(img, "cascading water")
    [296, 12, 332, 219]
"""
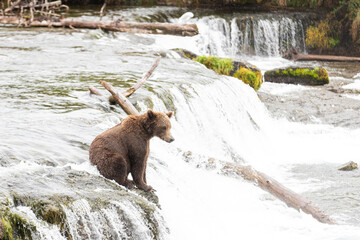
[195, 13, 308, 57]
[1, 6, 360, 240]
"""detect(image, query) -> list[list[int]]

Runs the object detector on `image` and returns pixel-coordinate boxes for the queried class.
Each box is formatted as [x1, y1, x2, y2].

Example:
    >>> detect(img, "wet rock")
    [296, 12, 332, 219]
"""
[338, 161, 358, 171]
[133, 189, 160, 208]
[264, 67, 329, 85]
[172, 48, 198, 60]
[0, 169, 166, 239]
[172, 48, 263, 91]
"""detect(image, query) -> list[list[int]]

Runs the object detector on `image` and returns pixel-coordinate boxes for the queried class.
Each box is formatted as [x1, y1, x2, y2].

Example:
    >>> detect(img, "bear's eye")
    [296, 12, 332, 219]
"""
[161, 126, 167, 131]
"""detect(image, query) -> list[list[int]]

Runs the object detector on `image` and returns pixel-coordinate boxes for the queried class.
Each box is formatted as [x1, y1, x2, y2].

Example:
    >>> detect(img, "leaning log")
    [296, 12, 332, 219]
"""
[122, 56, 161, 98]
[208, 159, 336, 224]
[100, 80, 139, 116]
[89, 56, 161, 104]
[283, 48, 360, 62]
[0, 16, 199, 37]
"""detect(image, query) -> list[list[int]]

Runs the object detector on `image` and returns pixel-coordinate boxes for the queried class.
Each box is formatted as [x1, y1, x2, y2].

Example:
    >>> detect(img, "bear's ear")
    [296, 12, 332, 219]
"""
[147, 109, 156, 120]
[166, 111, 174, 118]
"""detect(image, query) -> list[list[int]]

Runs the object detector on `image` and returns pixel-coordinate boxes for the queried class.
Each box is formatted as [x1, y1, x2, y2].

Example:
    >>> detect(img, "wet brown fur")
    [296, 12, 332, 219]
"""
[89, 110, 174, 191]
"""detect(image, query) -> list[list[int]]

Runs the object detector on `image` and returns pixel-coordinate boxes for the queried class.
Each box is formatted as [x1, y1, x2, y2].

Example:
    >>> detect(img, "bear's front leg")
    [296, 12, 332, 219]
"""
[131, 163, 153, 192]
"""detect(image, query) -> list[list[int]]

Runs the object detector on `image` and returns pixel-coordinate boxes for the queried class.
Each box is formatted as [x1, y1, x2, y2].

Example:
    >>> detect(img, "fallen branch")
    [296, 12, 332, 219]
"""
[0, 16, 199, 36]
[283, 48, 360, 62]
[99, 2, 106, 21]
[100, 80, 139, 116]
[208, 159, 336, 224]
[4, 0, 21, 13]
[89, 56, 161, 102]
[10, 0, 61, 10]
[122, 56, 161, 98]
[89, 86, 104, 96]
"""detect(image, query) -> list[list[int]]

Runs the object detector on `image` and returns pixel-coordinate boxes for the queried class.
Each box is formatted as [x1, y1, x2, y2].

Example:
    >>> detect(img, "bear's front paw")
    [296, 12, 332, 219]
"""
[141, 184, 153, 192]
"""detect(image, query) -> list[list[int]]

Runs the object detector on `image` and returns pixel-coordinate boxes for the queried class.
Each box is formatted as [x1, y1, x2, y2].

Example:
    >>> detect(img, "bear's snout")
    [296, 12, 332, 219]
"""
[162, 134, 175, 143]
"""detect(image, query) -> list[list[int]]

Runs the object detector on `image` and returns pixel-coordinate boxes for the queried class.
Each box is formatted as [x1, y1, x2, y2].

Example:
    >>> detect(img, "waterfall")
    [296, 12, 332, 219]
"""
[2, 6, 360, 240]
[195, 13, 307, 57]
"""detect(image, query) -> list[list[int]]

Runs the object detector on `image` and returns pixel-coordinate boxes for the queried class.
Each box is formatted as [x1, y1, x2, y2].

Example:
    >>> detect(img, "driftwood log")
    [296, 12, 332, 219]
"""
[207, 159, 335, 224]
[0, 16, 199, 36]
[100, 80, 140, 116]
[283, 48, 360, 62]
[89, 56, 161, 105]
[90, 57, 336, 225]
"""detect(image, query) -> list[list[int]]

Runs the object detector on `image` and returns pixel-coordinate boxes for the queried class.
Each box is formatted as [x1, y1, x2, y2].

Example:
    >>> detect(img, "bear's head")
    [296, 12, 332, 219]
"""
[146, 109, 175, 143]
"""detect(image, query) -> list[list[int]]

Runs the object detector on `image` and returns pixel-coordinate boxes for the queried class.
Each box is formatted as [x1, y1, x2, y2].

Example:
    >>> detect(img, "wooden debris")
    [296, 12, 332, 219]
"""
[283, 48, 360, 62]
[0, 16, 199, 36]
[122, 56, 161, 98]
[88, 86, 104, 96]
[89, 56, 161, 104]
[208, 159, 336, 224]
[99, 2, 106, 21]
[100, 80, 139, 115]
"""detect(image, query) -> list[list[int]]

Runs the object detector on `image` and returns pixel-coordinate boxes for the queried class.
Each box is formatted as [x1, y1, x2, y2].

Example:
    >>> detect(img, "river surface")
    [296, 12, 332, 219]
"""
[1, 6, 360, 239]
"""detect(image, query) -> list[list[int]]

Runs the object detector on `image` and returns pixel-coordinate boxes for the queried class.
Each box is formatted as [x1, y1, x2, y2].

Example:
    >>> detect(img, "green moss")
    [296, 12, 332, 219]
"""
[266, 67, 329, 85]
[1, 217, 13, 240]
[194, 55, 262, 90]
[0, 211, 35, 240]
[233, 67, 262, 91]
[195, 56, 234, 75]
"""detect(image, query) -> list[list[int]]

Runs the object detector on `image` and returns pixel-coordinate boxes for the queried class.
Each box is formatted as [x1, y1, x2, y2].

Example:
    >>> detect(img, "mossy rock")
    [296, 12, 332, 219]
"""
[194, 55, 262, 90]
[0, 169, 165, 239]
[171, 49, 262, 90]
[0, 209, 36, 240]
[264, 67, 329, 85]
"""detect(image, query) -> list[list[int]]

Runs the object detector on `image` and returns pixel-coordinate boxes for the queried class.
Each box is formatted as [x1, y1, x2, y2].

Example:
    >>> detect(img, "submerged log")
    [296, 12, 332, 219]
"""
[208, 159, 336, 224]
[0, 16, 199, 36]
[283, 48, 360, 62]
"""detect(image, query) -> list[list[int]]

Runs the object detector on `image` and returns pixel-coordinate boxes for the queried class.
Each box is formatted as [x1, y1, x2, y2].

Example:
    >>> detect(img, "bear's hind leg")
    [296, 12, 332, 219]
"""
[106, 153, 130, 189]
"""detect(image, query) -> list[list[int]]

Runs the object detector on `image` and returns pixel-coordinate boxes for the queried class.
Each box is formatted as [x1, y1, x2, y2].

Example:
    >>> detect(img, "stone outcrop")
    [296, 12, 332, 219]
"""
[264, 67, 329, 85]
[338, 161, 358, 171]
[0, 170, 164, 239]
[173, 49, 263, 91]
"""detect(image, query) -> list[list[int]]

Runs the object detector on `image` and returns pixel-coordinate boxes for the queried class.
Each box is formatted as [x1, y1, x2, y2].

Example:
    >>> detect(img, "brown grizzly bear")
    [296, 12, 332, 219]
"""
[89, 110, 174, 192]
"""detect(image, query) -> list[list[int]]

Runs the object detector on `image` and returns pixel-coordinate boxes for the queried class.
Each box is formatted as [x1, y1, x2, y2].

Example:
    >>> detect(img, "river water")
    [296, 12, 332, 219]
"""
[1, 6, 360, 239]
